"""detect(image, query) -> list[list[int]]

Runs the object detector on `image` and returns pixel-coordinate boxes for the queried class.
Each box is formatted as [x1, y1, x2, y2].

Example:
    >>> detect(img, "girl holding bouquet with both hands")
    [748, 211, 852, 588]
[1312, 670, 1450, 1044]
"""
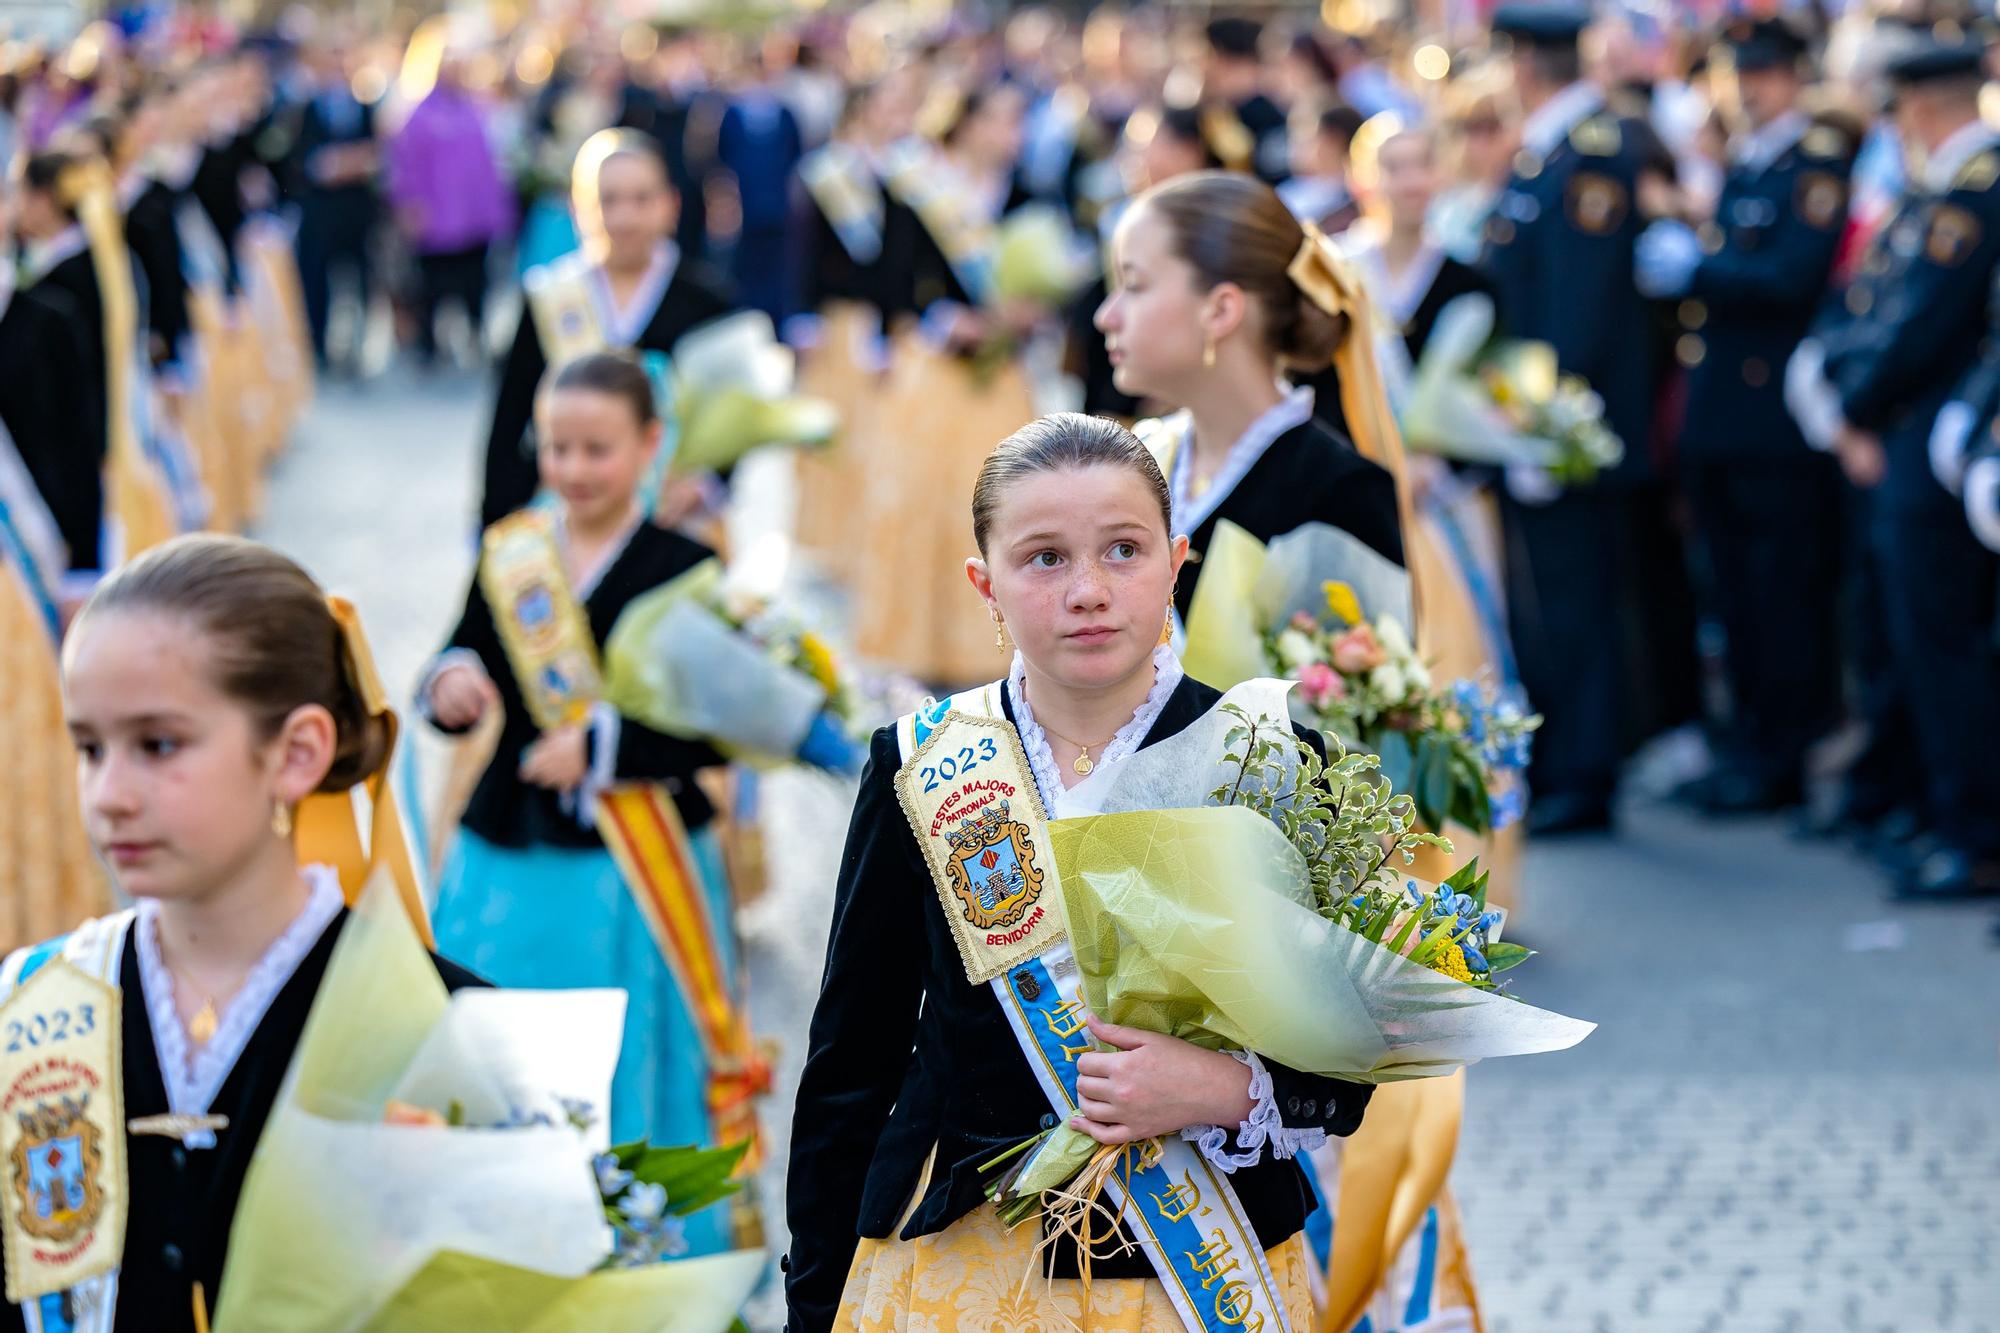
[0, 536, 481, 1333]
[785, 415, 1375, 1331]
[1097, 169, 1491, 1333]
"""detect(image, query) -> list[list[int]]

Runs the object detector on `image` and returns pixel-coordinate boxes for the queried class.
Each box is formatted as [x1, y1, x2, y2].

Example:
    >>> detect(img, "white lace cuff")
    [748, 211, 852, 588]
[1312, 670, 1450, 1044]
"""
[1179, 1051, 1327, 1175]
[414, 648, 484, 728]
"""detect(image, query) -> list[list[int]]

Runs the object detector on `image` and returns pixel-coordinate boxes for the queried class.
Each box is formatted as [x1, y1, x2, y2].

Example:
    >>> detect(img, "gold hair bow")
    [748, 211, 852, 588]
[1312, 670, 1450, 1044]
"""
[293, 595, 435, 947]
[1286, 218, 1427, 632]
[1287, 218, 1363, 322]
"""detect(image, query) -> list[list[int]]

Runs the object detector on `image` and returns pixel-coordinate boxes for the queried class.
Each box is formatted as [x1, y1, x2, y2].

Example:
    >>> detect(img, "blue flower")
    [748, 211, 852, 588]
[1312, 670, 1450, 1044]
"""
[594, 1153, 634, 1198]
[1460, 942, 1488, 972]
[623, 1181, 669, 1224]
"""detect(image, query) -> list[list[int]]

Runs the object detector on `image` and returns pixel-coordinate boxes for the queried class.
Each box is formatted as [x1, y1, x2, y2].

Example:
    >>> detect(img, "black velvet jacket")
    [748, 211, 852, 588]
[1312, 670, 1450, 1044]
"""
[1173, 417, 1406, 620]
[479, 259, 736, 528]
[0, 279, 99, 571]
[428, 519, 726, 844]
[783, 674, 1375, 1332]
[0, 912, 484, 1333]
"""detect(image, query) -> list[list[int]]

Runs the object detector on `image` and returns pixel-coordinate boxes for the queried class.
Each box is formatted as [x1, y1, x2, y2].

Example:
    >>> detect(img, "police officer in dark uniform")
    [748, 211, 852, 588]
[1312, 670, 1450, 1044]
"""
[1478, 3, 1671, 833]
[1633, 18, 1855, 814]
[1822, 36, 2000, 899]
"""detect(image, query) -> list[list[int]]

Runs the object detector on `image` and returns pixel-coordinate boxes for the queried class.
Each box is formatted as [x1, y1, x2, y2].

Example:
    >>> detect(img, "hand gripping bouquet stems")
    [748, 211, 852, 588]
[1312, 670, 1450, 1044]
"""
[1184, 520, 1539, 837]
[1400, 293, 1623, 487]
[986, 680, 1590, 1225]
[212, 881, 764, 1332]
[602, 556, 866, 774]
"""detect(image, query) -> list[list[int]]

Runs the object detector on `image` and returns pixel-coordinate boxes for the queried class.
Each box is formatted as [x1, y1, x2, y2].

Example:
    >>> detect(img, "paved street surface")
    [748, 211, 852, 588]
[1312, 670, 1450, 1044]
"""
[261, 370, 2000, 1333]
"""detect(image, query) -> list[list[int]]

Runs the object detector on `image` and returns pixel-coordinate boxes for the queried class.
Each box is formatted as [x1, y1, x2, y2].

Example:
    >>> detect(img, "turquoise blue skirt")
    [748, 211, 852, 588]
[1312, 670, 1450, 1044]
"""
[433, 825, 738, 1256]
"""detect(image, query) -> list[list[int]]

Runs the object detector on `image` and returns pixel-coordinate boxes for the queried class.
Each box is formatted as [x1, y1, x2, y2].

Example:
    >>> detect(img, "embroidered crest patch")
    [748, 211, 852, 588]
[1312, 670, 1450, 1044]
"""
[1567, 173, 1629, 235]
[0, 961, 126, 1303]
[895, 713, 1068, 984]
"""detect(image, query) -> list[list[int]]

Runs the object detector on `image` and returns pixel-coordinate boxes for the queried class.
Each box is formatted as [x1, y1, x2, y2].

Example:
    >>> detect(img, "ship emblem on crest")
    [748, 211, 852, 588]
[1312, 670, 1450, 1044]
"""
[10, 1095, 104, 1245]
[944, 801, 1043, 931]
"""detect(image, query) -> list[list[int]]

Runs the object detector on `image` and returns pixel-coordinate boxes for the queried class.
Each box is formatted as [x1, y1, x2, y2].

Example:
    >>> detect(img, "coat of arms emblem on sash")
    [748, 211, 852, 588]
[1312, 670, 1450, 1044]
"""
[943, 802, 1043, 931]
[10, 1097, 104, 1244]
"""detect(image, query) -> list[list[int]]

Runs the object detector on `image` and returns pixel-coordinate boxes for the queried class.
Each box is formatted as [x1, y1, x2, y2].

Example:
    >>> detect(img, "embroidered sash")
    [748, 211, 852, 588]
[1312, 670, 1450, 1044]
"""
[896, 690, 1294, 1333]
[799, 144, 885, 266]
[476, 512, 761, 1160]
[0, 419, 68, 642]
[0, 914, 136, 1333]
[524, 253, 609, 373]
[886, 150, 996, 305]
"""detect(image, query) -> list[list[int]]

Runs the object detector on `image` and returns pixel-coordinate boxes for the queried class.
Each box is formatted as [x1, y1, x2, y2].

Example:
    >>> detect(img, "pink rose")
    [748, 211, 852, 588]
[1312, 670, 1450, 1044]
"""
[1331, 624, 1387, 674]
[1297, 662, 1344, 710]
[1291, 610, 1319, 631]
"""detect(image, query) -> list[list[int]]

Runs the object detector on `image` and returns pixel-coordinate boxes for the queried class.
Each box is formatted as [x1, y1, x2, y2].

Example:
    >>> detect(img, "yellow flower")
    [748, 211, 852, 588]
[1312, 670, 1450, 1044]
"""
[1323, 580, 1363, 626]
[1428, 944, 1474, 984]
[798, 632, 841, 695]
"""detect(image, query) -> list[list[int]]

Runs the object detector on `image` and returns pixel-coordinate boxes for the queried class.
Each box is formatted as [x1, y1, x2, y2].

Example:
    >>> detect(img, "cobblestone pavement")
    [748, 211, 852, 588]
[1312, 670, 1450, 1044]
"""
[262, 371, 2000, 1332]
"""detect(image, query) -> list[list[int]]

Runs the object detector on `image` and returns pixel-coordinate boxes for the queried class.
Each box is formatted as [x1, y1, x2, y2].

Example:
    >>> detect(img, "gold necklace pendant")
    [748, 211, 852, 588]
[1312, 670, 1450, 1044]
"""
[1073, 747, 1095, 776]
[189, 998, 219, 1044]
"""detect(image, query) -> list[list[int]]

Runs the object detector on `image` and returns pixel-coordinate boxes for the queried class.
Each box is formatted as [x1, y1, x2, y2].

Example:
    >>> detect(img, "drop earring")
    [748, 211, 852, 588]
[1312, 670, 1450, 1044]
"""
[272, 800, 293, 839]
[1202, 335, 1217, 369]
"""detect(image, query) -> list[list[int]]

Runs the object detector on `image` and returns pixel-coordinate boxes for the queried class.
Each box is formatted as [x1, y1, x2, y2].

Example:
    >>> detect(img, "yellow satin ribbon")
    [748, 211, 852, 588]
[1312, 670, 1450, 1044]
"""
[1290, 224, 1486, 1329]
[1320, 1072, 1468, 1332]
[293, 595, 434, 948]
[60, 159, 174, 559]
[1287, 220, 1421, 552]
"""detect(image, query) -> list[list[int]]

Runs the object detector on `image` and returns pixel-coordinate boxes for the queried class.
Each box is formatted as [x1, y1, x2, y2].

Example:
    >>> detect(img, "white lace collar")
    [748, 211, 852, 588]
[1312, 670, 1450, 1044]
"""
[1006, 645, 1183, 811]
[1340, 224, 1445, 331]
[1167, 384, 1316, 536]
[555, 505, 645, 600]
[589, 242, 680, 346]
[23, 225, 89, 284]
[135, 865, 344, 1147]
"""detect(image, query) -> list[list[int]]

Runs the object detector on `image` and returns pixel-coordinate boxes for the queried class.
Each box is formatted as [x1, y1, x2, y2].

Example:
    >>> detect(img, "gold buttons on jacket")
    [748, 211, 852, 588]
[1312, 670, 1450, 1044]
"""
[1676, 334, 1706, 367]
[1679, 300, 1708, 329]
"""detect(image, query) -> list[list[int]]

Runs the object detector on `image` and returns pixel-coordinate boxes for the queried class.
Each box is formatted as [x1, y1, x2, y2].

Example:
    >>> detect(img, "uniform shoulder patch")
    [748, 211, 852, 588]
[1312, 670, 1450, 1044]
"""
[1953, 151, 2000, 195]
[1570, 115, 1623, 157]
[1795, 171, 1848, 231]
[1566, 172, 1629, 235]
[1925, 203, 1984, 267]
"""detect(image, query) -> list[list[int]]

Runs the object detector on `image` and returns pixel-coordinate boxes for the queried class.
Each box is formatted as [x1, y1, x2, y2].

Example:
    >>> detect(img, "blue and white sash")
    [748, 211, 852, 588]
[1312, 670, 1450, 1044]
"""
[898, 689, 1295, 1333]
[0, 914, 135, 1333]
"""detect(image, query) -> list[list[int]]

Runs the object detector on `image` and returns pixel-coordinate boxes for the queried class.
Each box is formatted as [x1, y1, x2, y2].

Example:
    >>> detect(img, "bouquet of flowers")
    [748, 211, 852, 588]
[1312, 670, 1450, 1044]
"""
[214, 884, 764, 1332]
[604, 556, 866, 774]
[1401, 293, 1624, 487]
[659, 312, 841, 478]
[990, 204, 1094, 308]
[1185, 520, 1539, 836]
[984, 679, 1590, 1222]
[1272, 583, 1538, 835]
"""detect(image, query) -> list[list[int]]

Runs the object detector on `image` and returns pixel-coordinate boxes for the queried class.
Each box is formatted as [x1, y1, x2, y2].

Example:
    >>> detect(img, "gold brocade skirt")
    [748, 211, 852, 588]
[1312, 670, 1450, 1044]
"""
[0, 574, 108, 955]
[793, 302, 885, 576]
[836, 1188, 1318, 1332]
[850, 337, 1038, 687]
